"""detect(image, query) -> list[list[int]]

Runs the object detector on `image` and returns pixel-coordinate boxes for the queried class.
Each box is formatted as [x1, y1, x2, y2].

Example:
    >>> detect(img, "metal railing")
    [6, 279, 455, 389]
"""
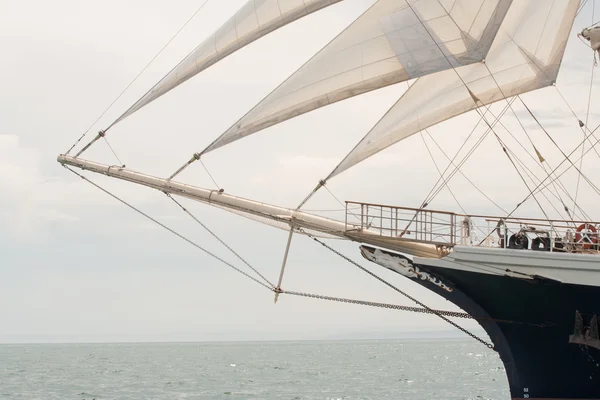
[345, 201, 600, 254]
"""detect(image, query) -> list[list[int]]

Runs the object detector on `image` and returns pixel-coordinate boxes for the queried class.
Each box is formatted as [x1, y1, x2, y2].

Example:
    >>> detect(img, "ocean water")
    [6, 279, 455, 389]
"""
[0, 339, 509, 400]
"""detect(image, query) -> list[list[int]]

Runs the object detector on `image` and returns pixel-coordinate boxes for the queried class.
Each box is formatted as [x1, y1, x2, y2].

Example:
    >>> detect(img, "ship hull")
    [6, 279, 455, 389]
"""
[360, 245, 600, 400]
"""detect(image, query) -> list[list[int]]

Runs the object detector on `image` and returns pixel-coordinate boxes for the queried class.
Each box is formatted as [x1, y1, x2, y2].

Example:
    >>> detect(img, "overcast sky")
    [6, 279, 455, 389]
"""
[1, 0, 599, 344]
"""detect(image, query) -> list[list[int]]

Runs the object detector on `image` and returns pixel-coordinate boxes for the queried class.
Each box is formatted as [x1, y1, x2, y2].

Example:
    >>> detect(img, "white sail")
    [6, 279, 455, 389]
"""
[329, 0, 580, 179]
[112, 0, 343, 126]
[202, 0, 513, 154]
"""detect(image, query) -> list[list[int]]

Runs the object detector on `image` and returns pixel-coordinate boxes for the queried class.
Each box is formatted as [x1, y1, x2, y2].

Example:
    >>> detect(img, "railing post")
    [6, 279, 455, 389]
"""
[429, 211, 433, 242]
[345, 202, 348, 232]
[361, 203, 364, 230]
[451, 214, 456, 245]
[416, 210, 420, 241]
[469, 217, 472, 245]
[550, 222, 554, 252]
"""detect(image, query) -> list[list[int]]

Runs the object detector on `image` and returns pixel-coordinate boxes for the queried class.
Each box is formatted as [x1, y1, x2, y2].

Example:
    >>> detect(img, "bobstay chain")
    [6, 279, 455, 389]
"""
[65, 165, 553, 351]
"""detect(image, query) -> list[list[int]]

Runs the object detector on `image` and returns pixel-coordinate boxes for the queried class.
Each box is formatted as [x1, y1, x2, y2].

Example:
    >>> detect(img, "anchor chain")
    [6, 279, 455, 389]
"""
[299, 230, 496, 350]
[279, 290, 472, 319]
[67, 164, 545, 352]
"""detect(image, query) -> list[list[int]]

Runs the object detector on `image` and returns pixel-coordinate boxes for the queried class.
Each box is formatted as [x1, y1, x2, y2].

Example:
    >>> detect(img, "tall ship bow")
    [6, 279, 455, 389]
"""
[58, 0, 600, 398]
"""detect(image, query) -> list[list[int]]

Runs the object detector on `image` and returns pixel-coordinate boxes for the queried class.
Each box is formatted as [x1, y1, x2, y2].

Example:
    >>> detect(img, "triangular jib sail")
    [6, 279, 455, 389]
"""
[202, 0, 513, 154]
[328, 0, 580, 179]
[112, 0, 344, 126]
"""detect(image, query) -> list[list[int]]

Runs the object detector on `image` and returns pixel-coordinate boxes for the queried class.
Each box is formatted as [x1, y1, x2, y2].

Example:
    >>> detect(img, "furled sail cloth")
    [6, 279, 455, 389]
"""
[112, 0, 343, 126]
[328, 0, 580, 179]
[202, 0, 513, 154]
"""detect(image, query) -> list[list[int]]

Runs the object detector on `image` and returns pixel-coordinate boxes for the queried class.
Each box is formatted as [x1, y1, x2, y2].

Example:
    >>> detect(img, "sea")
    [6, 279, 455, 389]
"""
[0, 339, 509, 400]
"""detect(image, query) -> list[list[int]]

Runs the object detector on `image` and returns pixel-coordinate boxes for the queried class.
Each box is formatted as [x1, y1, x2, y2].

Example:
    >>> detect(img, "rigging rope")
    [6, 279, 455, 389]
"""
[515, 97, 594, 222]
[519, 99, 600, 197]
[470, 0, 585, 223]
[579, 0, 591, 16]
[422, 97, 583, 225]
[66, 0, 212, 157]
[57, 1, 586, 351]
[423, 99, 516, 209]
[408, 0, 555, 220]
[477, 123, 600, 245]
[496, 135, 568, 225]
[553, 85, 600, 161]
[574, 1, 597, 212]
[395, 100, 519, 240]
[164, 193, 275, 288]
[496, 104, 580, 222]
[424, 131, 509, 214]
[477, 99, 584, 222]
[499, 97, 574, 214]
[103, 137, 125, 167]
[64, 165, 273, 291]
[417, 131, 501, 240]
[320, 184, 363, 224]
[475, 78, 554, 222]
[299, 229, 496, 350]
[534, 127, 600, 199]
[199, 159, 221, 189]
[420, 132, 466, 215]
[490, 132, 553, 222]
[507, 146, 572, 221]
[64, 164, 555, 351]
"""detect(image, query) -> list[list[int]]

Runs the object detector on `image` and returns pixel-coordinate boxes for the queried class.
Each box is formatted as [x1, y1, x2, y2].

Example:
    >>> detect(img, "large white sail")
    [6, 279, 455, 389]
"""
[328, 0, 580, 179]
[112, 0, 343, 126]
[202, 0, 513, 154]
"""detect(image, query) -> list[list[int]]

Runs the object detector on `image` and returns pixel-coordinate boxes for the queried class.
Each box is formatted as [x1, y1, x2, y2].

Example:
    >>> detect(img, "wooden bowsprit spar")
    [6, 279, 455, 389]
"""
[57, 155, 442, 258]
[59, 155, 510, 351]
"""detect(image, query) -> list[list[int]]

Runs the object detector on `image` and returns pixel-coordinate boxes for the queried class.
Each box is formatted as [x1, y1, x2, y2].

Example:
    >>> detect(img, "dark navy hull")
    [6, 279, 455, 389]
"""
[360, 245, 600, 400]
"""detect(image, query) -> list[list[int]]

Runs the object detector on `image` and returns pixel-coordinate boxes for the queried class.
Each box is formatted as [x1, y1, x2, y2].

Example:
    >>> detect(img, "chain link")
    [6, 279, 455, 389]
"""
[299, 230, 496, 350]
[66, 164, 548, 352]
[280, 290, 471, 318]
